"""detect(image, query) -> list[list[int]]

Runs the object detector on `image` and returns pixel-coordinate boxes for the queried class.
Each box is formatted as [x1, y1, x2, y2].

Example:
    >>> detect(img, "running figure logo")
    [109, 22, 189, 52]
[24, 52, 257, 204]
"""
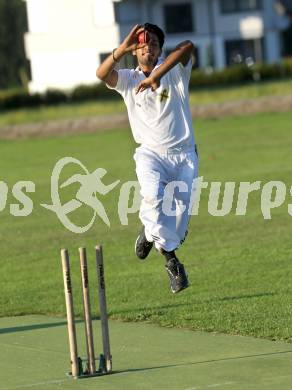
[41, 157, 120, 233]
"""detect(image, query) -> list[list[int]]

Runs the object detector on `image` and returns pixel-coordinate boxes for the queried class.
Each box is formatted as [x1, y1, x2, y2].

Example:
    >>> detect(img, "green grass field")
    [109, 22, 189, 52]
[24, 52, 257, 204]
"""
[1, 109, 291, 343]
[1, 78, 292, 127]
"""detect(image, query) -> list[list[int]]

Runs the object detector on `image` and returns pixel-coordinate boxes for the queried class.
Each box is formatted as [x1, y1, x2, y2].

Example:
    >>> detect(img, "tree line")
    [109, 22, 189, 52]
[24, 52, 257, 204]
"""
[0, 0, 30, 90]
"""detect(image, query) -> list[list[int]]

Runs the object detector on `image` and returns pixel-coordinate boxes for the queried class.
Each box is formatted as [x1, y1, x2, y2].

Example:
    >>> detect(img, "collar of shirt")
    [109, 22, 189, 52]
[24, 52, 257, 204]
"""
[135, 57, 164, 73]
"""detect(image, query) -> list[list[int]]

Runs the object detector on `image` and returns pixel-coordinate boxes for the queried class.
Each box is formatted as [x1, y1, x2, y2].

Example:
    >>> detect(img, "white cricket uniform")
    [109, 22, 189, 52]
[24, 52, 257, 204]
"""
[109, 57, 198, 251]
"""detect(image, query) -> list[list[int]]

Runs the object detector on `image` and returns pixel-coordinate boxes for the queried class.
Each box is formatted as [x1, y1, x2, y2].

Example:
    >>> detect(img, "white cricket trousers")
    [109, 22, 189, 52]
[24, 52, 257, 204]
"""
[134, 145, 198, 252]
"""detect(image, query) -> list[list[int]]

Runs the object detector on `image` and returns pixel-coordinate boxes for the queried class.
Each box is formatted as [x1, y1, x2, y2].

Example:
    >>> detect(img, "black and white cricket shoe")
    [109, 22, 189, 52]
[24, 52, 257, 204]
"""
[165, 258, 189, 293]
[135, 227, 153, 260]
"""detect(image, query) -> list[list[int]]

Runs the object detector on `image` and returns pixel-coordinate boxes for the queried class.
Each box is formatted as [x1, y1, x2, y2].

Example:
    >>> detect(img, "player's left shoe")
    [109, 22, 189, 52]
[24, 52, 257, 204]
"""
[165, 258, 189, 293]
[135, 227, 153, 260]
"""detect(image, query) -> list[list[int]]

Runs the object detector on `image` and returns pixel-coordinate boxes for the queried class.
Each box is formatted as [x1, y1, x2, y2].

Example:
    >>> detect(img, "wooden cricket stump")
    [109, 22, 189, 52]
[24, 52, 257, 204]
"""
[61, 245, 112, 379]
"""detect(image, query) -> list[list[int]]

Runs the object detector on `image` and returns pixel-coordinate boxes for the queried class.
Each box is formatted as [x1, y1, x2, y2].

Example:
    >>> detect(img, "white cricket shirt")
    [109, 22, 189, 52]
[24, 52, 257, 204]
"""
[109, 58, 195, 152]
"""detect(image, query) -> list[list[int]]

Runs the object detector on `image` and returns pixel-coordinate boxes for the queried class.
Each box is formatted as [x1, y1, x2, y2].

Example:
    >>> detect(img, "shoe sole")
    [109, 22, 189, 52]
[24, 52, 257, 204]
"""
[134, 235, 142, 259]
[167, 266, 189, 294]
[171, 283, 189, 294]
[135, 234, 152, 260]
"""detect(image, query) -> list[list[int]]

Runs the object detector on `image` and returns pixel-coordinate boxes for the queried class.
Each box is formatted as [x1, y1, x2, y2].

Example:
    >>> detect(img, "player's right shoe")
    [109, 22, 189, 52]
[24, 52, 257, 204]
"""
[135, 227, 153, 260]
[165, 258, 189, 293]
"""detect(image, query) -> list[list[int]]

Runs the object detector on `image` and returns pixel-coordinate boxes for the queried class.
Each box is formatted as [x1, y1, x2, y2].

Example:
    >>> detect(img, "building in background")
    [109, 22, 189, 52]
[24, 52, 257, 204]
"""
[280, 0, 292, 55]
[23, 0, 291, 92]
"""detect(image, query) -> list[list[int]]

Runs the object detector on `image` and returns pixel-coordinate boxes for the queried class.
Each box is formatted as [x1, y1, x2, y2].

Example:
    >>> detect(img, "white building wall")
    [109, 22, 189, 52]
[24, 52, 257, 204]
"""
[24, 0, 120, 92]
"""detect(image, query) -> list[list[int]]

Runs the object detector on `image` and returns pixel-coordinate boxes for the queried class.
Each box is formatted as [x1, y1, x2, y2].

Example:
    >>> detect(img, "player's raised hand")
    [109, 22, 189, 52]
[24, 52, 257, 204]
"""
[121, 24, 147, 53]
[136, 75, 160, 94]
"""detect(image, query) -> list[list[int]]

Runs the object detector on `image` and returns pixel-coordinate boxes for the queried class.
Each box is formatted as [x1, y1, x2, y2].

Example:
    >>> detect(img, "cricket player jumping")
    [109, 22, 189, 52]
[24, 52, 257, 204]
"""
[96, 23, 198, 293]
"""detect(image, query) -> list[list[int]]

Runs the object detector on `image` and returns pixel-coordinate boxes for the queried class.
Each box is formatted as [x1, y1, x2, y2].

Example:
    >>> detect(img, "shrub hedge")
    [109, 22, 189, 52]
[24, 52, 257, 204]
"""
[189, 58, 292, 88]
[1, 59, 292, 111]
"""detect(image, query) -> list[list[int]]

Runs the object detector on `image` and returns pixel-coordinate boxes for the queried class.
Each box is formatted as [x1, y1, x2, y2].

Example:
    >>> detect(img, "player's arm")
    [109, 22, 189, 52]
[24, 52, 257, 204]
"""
[136, 40, 194, 93]
[177, 40, 195, 66]
[96, 24, 146, 88]
[95, 48, 122, 88]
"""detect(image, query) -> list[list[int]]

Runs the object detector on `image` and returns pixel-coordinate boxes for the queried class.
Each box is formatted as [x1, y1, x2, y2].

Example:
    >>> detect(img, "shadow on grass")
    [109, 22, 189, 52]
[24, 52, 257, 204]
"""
[110, 291, 275, 316]
[111, 349, 292, 376]
[0, 319, 86, 335]
[220, 292, 275, 302]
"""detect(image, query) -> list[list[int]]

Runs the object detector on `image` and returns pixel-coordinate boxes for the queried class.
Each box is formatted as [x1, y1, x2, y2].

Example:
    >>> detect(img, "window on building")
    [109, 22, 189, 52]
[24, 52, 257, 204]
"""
[221, 0, 236, 13]
[163, 3, 194, 33]
[99, 52, 137, 69]
[282, 24, 292, 56]
[225, 38, 263, 65]
[114, 2, 141, 25]
[99, 53, 111, 63]
[120, 53, 137, 69]
[220, 0, 262, 13]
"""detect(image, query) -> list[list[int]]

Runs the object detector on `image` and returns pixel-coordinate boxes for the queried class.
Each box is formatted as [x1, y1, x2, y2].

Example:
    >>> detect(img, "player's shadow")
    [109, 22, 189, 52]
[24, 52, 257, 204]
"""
[111, 291, 275, 316]
[217, 292, 275, 302]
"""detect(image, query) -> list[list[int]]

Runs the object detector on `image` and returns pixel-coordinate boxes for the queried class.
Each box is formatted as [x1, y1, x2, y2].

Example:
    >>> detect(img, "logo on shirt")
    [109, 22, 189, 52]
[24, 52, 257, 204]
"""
[158, 89, 169, 103]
